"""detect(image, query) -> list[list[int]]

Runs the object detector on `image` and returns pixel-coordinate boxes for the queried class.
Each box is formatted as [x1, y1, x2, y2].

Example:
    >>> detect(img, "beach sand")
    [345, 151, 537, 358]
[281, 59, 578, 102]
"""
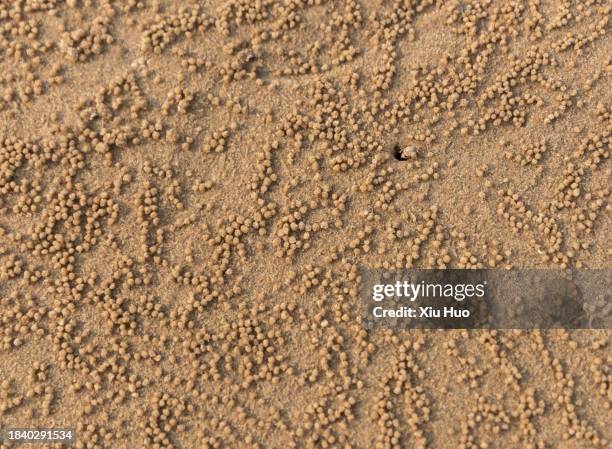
[0, 1, 610, 448]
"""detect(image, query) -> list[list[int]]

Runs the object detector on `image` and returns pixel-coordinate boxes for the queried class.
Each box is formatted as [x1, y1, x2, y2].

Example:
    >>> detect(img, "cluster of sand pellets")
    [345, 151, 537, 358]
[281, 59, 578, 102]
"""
[0, 0, 610, 448]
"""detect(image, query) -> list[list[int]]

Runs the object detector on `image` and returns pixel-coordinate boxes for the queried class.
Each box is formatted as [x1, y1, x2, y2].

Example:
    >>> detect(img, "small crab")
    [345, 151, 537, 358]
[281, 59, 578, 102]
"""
[393, 144, 419, 161]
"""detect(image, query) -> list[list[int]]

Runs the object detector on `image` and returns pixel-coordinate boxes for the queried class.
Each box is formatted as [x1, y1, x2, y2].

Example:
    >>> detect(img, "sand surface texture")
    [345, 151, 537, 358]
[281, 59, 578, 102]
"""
[0, 0, 610, 448]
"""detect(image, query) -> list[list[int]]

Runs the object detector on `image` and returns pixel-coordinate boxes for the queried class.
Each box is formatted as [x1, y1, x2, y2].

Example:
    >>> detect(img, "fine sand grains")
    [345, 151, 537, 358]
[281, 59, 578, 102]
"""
[0, 1, 610, 449]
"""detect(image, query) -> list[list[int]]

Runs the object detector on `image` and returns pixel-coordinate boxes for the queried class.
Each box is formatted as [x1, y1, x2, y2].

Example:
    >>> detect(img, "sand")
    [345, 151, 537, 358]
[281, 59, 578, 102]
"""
[0, 0, 610, 448]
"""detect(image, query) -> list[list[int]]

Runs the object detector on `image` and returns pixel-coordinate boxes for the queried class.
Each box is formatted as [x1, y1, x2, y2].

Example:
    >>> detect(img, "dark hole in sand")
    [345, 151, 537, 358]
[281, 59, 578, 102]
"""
[393, 144, 406, 161]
